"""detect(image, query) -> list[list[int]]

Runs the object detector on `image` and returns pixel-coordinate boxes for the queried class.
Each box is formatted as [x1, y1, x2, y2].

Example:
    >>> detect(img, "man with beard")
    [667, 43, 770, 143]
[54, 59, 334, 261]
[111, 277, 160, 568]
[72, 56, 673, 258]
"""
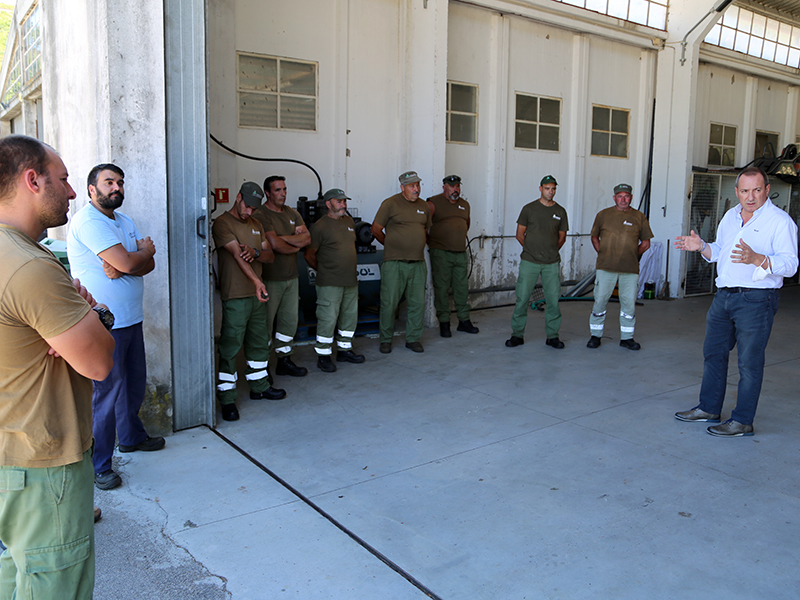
[0, 135, 115, 598]
[427, 174, 479, 338]
[67, 164, 165, 491]
[304, 188, 366, 372]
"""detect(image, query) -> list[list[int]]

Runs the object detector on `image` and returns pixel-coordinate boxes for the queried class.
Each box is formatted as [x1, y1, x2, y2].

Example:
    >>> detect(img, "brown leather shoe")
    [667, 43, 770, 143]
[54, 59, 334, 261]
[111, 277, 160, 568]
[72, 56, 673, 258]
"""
[707, 419, 754, 437]
[675, 406, 720, 423]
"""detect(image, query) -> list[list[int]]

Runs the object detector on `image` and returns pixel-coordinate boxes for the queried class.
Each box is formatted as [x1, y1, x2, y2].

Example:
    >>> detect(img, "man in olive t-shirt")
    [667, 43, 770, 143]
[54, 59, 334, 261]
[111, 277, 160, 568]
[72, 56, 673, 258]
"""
[506, 175, 569, 349]
[304, 188, 366, 373]
[253, 176, 311, 378]
[213, 182, 284, 423]
[587, 183, 653, 351]
[371, 171, 432, 354]
[427, 174, 479, 338]
[0, 135, 115, 599]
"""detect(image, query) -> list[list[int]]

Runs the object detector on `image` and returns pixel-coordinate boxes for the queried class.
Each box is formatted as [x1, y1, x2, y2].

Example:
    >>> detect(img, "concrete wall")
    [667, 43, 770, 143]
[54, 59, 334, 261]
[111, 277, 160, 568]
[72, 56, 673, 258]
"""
[43, 0, 172, 434]
[444, 2, 657, 307]
[208, 0, 665, 312]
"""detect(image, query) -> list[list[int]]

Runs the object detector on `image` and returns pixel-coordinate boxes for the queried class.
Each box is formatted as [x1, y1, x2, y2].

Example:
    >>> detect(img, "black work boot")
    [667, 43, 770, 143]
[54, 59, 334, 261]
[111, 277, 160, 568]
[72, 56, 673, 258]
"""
[440, 322, 452, 338]
[457, 320, 479, 334]
[276, 356, 308, 377]
[317, 355, 337, 372]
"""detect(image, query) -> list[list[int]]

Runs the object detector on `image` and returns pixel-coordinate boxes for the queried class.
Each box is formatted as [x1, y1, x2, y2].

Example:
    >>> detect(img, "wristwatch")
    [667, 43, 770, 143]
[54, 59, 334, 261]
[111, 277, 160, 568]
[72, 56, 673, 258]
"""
[93, 306, 115, 331]
[253, 247, 260, 259]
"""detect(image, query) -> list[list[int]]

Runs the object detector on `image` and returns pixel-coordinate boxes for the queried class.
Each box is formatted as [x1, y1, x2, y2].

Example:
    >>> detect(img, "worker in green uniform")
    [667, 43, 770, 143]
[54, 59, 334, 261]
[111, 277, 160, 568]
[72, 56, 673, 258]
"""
[506, 175, 569, 349]
[427, 174, 479, 337]
[371, 171, 432, 354]
[587, 183, 653, 350]
[253, 176, 311, 378]
[212, 182, 285, 422]
[304, 188, 366, 372]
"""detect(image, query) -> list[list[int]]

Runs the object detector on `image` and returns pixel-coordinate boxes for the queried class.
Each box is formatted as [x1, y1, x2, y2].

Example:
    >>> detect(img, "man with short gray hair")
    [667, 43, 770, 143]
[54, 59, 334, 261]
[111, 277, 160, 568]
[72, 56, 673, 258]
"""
[371, 171, 431, 353]
[586, 183, 653, 351]
[674, 166, 798, 436]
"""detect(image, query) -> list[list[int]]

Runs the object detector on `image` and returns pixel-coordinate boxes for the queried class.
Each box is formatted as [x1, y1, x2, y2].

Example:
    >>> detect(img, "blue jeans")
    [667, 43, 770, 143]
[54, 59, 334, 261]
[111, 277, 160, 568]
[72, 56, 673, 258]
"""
[698, 288, 779, 425]
[92, 323, 148, 474]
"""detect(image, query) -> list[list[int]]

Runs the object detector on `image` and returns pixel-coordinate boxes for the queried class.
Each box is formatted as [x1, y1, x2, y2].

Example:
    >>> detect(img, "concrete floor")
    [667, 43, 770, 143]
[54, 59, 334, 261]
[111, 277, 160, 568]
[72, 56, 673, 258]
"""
[95, 288, 800, 600]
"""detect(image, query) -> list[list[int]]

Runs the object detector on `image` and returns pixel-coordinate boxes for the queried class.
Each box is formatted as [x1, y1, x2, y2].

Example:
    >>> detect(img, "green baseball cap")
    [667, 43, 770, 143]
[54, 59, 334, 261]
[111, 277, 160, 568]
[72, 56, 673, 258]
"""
[613, 183, 633, 194]
[399, 171, 421, 185]
[323, 188, 350, 202]
[540, 175, 557, 186]
[239, 182, 264, 207]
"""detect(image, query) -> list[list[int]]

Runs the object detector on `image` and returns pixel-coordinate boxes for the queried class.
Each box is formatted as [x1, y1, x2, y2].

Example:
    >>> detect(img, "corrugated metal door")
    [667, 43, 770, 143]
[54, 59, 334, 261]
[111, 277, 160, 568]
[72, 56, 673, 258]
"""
[165, 0, 215, 429]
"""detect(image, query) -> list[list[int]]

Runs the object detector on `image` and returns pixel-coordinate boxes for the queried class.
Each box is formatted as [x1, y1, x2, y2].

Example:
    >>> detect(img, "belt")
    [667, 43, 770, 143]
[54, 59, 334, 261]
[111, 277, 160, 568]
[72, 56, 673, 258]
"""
[719, 287, 771, 293]
[395, 259, 423, 263]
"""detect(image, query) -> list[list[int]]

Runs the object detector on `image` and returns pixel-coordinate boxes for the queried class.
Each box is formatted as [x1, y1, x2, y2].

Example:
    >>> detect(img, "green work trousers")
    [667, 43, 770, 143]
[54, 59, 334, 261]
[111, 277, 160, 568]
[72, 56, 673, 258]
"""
[217, 296, 271, 405]
[589, 269, 639, 340]
[266, 278, 299, 356]
[429, 248, 471, 323]
[511, 259, 562, 339]
[315, 285, 358, 355]
[0, 449, 94, 600]
[379, 260, 427, 344]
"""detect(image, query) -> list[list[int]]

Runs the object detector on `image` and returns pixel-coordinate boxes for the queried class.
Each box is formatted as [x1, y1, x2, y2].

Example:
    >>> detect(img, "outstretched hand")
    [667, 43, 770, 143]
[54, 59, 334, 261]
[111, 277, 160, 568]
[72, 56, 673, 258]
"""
[674, 230, 703, 252]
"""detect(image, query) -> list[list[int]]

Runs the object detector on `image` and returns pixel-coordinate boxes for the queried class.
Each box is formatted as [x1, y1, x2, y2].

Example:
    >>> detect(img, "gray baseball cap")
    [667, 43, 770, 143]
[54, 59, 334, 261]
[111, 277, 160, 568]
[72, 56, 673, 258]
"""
[399, 171, 421, 185]
[323, 188, 350, 202]
[239, 182, 264, 207]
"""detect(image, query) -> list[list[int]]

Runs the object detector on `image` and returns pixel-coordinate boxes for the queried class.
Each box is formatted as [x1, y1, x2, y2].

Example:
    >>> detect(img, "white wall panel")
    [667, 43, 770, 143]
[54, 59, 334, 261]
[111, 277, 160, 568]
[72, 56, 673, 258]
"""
[693, 65, 748, 167]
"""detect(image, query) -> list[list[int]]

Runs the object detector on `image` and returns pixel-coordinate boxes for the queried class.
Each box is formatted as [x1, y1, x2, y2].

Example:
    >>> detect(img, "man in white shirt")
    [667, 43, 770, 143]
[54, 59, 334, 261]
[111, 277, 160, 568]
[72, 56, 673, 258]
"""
[673, 166, 798, 436]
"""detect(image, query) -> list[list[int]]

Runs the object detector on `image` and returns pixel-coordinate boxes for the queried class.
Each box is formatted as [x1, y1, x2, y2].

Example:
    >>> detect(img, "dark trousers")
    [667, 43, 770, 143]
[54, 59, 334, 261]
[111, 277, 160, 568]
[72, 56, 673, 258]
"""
[698, 288, 779, 425]
[92, 323, 148, 474]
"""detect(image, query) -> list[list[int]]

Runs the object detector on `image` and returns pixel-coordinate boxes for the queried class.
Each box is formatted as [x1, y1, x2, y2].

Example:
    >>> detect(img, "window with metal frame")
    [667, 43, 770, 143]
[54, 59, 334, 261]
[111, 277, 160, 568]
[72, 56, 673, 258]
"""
[551, 0, 668, 30]
[705, 5, 800, 68]
[708, 123, 737, 167]
[2, 45, 21, 106]
[21, 5, 40, 84]
[237, 53, 317, 131]
[591, 105, 629, 158]
[446, 81, 478, 144]
[514, 93, 561, 152]
[755, 130, 779, 160]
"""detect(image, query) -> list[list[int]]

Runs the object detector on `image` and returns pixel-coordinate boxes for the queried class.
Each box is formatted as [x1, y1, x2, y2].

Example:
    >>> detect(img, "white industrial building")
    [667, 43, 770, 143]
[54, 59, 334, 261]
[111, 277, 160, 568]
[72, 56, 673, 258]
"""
[1, 0, 799, 430]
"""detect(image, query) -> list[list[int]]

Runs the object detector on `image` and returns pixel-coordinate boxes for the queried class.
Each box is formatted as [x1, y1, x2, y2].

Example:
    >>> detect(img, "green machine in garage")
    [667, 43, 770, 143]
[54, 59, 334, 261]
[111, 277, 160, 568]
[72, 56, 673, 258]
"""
[295, 196, 383, 340]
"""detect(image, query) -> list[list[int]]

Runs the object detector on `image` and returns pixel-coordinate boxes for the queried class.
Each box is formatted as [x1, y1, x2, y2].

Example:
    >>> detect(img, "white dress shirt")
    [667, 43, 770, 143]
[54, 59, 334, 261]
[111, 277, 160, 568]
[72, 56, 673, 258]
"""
[705, 199, 798, 289]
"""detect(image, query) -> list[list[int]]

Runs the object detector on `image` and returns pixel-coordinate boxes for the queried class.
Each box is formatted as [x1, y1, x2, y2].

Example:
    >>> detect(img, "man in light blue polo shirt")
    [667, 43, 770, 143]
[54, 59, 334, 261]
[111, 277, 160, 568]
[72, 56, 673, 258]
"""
[67, 164, 165, 490]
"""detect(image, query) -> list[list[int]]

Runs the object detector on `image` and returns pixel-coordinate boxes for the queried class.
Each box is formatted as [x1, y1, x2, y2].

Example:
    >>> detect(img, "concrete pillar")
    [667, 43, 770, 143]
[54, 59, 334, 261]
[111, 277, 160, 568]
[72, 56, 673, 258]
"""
[401, 0, 449, 326]
[565, 33, 590, 275]
[20, 98, 38, 138]
[649, 0, 728, 297]
[42, 0, 173, 435]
